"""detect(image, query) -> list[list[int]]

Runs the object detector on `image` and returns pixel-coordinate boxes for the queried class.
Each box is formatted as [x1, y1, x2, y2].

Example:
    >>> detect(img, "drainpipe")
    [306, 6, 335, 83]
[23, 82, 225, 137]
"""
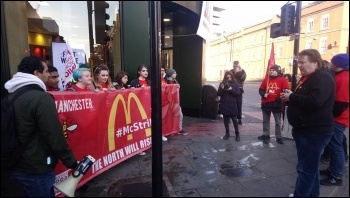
[292, 1, 301, 91]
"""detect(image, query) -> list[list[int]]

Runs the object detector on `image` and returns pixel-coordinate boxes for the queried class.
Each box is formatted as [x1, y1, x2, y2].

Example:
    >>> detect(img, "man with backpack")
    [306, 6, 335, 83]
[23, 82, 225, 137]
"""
[1, 56, 78, 197]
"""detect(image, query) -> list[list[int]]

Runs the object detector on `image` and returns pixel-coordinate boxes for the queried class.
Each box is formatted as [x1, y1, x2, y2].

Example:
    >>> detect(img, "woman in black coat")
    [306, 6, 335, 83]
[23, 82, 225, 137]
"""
[217, 71, 241, 141]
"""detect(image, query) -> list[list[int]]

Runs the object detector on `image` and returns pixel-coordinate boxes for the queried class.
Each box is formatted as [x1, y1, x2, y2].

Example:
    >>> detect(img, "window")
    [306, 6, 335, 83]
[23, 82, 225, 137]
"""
[245, 37, 249, 47]
[307, 18, 314, 33]
[251, 50, 255, 61]
[320, 14, 329, 30]
[244, 51, 249, 61]
[305, 40, 312, 49]
[251, 36, 255, 45]
[258, 49, 262, 60]
[259, 33, 263, 44]
[277, 45, 282, 58]
[234, 40, 240, 50]
[319, 38, 327, 54]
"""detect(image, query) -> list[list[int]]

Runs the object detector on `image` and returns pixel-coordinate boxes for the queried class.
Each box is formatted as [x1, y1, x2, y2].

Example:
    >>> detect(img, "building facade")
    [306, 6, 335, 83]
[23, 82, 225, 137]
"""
[206, 1, 349, 81]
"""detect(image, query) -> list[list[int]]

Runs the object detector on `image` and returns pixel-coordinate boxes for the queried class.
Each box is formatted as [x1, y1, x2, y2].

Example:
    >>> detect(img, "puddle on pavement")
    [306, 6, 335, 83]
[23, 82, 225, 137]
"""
[251, 141, 275, 147]
[220, 166, 255, 177]
[219, 153, 261, 178]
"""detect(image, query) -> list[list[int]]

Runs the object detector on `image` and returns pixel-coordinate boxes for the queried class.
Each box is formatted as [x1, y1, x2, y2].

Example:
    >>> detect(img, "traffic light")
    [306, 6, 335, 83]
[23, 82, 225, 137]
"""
[280, 4, 295, 36]
[94, 1, 110, 44]
[270, 23, 281, 39]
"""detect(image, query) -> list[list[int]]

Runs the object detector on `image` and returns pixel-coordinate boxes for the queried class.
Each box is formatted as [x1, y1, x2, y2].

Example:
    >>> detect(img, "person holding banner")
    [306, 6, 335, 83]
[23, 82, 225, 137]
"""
[130, 64, 151, 88]
[46, 65, 60, 91]
[280, 49, 335, 197]
[114, 71, 129, 89]
[3, 56, 78, 197]
[89, 65, 116, 92]
[165, 68, 188, 136]
[66, 68, 93, 91]
[258, 65, 289, 144]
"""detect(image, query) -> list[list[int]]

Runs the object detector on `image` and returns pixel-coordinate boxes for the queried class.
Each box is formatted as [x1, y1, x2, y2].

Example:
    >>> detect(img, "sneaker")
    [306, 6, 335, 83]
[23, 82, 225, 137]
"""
[319, 169, 331, 177]
[288, 193, 294, 197]
[162, 136, 168, 141]
[222, 134, 230, 140]
[235, 135, 240, 142]
[238, 119, 242, 125]
[178, 130, 188, 135]
[258, 135, 270, 141]
[139, 152, 146, 156]
[320, 175, 343, 186]
[276, 138, 284, 144]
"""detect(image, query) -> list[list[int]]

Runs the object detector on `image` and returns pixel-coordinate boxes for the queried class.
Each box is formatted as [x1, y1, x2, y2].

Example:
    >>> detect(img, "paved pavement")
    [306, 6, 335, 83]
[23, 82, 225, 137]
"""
[76, 82, 349, 197]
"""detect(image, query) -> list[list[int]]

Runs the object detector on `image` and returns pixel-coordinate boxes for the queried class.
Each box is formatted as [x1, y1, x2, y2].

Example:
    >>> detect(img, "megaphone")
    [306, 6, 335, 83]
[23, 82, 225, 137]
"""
[54, 155, 95, 197]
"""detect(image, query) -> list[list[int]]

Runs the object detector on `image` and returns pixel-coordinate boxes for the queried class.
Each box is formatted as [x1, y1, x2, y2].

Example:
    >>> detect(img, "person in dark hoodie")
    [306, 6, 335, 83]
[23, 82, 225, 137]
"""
[258, 65, 289, 144]
[280, 49, 335, 197]
[3, 56, 78, 197]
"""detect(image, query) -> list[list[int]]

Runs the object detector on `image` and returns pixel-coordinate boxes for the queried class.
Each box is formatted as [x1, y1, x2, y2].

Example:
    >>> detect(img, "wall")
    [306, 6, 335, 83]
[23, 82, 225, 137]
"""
[120, 1, 150, 78]
[173, 5, 204, 117]
[3, 1, 29, 76]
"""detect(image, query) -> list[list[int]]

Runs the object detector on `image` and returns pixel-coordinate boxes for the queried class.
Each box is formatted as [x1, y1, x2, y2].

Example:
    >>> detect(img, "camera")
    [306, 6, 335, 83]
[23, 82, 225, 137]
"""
[224, 83, 231, 90]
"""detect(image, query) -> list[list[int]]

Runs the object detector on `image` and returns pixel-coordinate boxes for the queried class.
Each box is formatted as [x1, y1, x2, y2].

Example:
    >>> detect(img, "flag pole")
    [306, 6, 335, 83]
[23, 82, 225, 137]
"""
[266, 42, 275, 89]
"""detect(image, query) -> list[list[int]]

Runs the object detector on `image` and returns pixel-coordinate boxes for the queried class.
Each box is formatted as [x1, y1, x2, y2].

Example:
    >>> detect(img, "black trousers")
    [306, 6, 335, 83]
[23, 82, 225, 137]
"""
[223, 115, 239, 135]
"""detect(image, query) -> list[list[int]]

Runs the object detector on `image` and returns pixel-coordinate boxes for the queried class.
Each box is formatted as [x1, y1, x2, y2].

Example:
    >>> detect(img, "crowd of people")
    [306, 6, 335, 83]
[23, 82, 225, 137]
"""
[217, 51, 348, 197]
[1, 56, 189, 196]
[1, 49, 348, 197]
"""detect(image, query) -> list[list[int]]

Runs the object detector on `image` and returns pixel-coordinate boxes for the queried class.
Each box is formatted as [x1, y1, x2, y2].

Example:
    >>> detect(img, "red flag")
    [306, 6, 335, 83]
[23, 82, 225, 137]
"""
[265, 42, 275, 90]
[265, 42, 275, 78]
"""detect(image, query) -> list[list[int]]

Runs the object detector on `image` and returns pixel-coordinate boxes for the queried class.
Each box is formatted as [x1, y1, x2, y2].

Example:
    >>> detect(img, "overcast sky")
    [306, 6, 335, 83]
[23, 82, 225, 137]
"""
[211, 1, 316, 33]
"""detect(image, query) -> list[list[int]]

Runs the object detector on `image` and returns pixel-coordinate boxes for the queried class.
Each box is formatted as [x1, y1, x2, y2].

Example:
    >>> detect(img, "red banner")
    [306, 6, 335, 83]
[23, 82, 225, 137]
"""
[52, 85, 180, 195]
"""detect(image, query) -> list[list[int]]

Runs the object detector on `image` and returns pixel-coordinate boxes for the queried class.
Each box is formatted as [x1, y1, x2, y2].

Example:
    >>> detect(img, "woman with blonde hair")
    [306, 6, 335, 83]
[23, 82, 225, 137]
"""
[89, 64, 116, 91]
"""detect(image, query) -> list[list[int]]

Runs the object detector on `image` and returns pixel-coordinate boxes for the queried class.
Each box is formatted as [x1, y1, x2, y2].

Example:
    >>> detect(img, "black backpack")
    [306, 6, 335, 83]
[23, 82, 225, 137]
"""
[1, 86, 36, 170]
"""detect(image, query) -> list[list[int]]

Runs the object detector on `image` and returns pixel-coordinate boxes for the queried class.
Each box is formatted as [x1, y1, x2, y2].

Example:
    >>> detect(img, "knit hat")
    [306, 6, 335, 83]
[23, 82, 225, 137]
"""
[331, 53, 349, 69]
[270, 65, 279, 71]
[166, 68, 176, 77]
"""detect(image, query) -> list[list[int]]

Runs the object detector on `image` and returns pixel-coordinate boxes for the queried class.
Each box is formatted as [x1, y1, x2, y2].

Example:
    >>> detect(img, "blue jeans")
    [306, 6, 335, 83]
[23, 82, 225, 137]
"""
[292, 131, 332, 197]
[11, 170, 55, 197]
[327, 122, 345, 178]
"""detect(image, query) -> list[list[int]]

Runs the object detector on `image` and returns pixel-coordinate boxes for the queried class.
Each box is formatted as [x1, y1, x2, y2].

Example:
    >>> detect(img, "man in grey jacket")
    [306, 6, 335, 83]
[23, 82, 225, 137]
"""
[4, 56, 78, 197]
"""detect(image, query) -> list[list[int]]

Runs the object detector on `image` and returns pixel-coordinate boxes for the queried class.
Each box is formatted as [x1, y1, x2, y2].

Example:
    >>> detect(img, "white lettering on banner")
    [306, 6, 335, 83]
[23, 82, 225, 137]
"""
[124, 142, 140, 155]
[55, 169, 69, 183]
[92, 148, 124, 174]
[116, 118, 152, 137]
[139, 137, 152, 148]
[91, 138, 152, 174]
[55, 98, 94, 113]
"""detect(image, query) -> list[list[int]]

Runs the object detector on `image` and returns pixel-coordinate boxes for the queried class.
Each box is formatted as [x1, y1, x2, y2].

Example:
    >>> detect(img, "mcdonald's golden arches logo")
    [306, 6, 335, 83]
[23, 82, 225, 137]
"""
[108, 93, 151, 151]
